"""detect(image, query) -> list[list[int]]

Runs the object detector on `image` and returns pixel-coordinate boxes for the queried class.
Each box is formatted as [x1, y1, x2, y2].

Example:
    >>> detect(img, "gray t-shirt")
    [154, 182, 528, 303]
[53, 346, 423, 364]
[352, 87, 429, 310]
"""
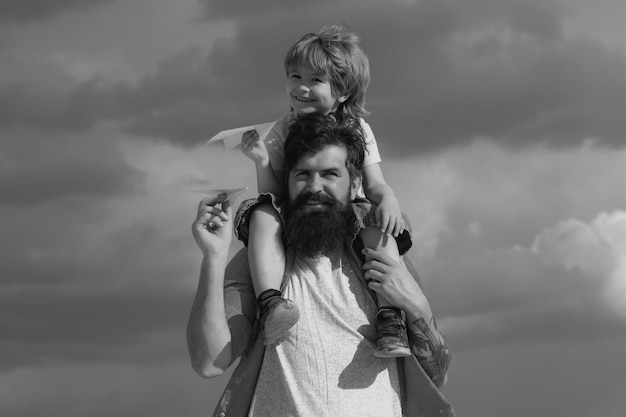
[248, 249, 402, 417]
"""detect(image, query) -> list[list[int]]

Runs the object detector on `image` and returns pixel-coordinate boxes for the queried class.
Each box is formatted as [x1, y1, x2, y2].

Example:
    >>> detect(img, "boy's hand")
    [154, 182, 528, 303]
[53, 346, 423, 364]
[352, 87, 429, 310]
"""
[241, 129, 270, 167]
[376, 197, 405, 237]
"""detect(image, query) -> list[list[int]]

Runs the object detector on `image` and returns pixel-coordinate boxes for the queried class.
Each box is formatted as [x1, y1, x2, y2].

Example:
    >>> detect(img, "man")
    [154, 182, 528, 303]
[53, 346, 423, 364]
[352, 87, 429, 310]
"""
[187, 114, 455, 416]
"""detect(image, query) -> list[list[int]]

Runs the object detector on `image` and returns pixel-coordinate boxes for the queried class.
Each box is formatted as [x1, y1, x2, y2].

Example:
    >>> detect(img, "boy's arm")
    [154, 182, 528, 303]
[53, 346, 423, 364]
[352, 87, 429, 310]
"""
[242, 129, 284, 195]
[361, 163, 404, 236]
[361, 163, 397, 204]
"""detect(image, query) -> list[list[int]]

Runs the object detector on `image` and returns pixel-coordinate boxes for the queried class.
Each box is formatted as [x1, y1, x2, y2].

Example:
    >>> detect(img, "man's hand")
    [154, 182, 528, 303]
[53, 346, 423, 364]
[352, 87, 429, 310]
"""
[361, 248, 432, 323]
[363, 248, 451, 386]
[376, 196, 405, 238]
[192, 195, 233, 257]
[241, 129, 270, 167]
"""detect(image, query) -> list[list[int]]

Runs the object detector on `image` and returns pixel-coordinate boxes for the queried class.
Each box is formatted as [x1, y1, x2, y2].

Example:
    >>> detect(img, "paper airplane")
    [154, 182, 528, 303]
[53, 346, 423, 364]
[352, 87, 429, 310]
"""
[207, 122, 275, 149]
[190, 187, 249, 200]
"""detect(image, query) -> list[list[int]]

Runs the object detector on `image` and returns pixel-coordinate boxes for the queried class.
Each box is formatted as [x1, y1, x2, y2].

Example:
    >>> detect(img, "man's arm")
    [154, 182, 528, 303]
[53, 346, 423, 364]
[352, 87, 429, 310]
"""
[362, 249, 452, 387]
[406, 315, 452, 387]
[187, 196, 238, 377]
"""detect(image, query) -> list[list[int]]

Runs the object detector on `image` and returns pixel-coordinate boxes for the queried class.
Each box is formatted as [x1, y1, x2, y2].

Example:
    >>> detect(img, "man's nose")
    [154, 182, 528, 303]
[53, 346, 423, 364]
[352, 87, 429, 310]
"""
[306, 176, 323, 193]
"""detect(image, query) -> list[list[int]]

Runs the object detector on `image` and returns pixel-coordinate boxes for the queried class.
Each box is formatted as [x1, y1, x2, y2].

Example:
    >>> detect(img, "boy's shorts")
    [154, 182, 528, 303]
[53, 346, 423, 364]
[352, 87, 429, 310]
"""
[234, 193, 412, 256]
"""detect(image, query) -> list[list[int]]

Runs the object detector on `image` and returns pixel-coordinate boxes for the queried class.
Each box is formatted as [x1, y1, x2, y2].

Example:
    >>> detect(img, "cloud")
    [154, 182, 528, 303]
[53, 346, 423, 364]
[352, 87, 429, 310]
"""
[198, 0, 332, 20]
[0, 0, 116, 24]
[0, 360, 225, 417]
[0, 150, 141, 206]
[1, 0, 624, 154]
[532, 211, 626, 317]
[426, 210, 626, 351]
[0, 140, 251, 372]
[358, 0, 626, 154]
[0, 129, 143, 206]
[444, 339, 626, 417]
[384, 142, 626, 352]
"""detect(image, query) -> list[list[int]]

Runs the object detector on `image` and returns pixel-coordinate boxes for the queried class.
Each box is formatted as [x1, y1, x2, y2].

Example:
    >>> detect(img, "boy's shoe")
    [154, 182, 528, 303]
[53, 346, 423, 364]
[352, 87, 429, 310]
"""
[257, 289, 300, 346]
[373, 307, 411, 358]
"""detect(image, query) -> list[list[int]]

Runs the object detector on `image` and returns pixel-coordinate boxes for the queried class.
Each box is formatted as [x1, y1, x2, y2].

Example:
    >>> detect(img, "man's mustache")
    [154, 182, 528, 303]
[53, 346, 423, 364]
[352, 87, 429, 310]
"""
[292, 191, 340, 208]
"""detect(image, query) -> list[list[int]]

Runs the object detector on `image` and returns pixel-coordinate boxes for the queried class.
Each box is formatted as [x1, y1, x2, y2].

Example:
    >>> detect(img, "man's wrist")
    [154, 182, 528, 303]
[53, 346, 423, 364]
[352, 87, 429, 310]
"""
[202, 252, 230, 273]
[404, 303, 433, 324]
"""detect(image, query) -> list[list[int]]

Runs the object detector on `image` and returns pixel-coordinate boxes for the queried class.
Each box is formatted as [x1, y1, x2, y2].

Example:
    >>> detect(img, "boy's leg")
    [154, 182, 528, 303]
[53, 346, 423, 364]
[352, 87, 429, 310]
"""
[359, 227, 411, 358]
[248, 204, 299, 345]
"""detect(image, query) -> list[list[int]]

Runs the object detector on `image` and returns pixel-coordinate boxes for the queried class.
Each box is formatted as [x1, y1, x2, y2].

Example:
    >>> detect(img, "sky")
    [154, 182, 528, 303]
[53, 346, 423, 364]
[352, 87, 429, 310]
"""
[1, 0, 625, 416]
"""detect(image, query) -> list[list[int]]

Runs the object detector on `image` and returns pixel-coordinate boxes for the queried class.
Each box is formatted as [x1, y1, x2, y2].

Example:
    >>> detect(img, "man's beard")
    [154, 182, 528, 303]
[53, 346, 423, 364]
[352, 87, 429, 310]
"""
[284, 191, 354, 258]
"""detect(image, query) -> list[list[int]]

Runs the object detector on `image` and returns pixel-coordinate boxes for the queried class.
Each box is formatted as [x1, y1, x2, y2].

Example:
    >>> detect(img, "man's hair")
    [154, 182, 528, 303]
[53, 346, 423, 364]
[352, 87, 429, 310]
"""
[284, 113, 366, 180]
[284, 23, 370, 118]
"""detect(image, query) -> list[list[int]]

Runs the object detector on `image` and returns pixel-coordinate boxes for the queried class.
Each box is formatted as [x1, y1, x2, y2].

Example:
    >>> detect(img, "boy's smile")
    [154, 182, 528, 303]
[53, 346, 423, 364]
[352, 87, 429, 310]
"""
[286, 66, 347, 116]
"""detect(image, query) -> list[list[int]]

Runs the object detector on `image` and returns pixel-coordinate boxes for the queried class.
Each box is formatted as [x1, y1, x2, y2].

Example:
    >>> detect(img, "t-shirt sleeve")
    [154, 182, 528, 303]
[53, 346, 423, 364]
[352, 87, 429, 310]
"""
[360, 119, 382, 167]
[265, 114, 290, 177]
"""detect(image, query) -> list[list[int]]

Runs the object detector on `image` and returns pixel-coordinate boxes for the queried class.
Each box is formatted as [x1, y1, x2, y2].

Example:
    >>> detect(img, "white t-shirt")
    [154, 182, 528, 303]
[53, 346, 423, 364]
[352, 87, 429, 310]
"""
[264, 112, 382, 178]
[248, 249, 402, 417]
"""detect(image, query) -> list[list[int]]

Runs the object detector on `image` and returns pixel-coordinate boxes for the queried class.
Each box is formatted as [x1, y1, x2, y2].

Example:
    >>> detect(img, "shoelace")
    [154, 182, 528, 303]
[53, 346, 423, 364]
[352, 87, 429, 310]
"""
[377, 317, 405, 337]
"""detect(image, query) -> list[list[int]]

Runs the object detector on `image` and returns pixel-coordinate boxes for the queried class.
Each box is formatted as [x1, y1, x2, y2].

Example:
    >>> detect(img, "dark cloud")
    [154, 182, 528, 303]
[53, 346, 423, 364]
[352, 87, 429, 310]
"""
[4, 0, 626, 153]
[0, 215, 198, 371]
[0, 152, 142, 206]
[197, 0, 333, 20]
[0, 0, 116, 23]
[355, 0, 626, 155]
[0, 288, 189, 371]
[422, 245, 626, 351]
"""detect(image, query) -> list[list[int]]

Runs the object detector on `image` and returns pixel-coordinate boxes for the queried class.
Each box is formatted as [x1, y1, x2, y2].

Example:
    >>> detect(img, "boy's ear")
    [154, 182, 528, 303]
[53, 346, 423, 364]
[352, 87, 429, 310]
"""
[338, 95, 349, 104]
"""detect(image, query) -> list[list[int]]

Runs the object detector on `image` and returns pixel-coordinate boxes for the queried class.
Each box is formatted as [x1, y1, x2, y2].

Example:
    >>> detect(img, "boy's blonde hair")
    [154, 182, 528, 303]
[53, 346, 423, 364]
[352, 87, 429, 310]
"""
[284, 23, 370, 118]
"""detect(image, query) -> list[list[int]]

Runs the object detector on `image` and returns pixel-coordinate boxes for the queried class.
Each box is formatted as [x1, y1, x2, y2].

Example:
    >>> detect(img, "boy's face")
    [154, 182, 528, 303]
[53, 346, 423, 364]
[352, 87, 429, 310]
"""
[286, 66, 347, 116]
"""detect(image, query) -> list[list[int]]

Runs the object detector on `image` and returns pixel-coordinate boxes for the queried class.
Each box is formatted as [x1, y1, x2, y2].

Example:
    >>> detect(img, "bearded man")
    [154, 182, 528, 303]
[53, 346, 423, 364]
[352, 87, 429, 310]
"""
[187, 114, 455, 417]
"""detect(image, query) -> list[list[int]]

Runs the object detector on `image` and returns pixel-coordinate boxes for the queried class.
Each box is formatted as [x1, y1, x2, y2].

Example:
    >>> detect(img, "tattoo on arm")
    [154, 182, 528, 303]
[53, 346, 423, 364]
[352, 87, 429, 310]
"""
[409, 317, 452, 387]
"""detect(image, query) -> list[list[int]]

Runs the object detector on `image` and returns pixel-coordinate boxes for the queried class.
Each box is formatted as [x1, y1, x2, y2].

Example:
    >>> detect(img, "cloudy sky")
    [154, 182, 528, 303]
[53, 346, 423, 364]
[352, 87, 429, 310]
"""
[1, 0, 625, 416]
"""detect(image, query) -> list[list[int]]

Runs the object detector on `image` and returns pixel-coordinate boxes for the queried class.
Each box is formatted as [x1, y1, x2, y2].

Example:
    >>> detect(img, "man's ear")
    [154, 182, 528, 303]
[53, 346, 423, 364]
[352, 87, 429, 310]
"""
[350, 173, 362, 200]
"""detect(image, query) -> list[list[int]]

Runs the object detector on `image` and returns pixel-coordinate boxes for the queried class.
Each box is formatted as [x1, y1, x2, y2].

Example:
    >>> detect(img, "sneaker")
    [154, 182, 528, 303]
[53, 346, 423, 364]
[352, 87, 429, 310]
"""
[373, 307, 411, 358]
[257, 289, 300, 346]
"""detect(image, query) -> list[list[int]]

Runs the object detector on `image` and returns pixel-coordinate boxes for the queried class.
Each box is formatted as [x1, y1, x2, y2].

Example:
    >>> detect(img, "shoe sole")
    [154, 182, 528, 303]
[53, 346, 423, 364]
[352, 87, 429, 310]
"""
[373, 346, 412, 358]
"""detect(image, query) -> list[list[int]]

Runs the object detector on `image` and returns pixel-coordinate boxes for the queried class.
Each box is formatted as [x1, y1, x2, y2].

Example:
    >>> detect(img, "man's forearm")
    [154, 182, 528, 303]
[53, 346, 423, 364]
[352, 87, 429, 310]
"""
[407, 316, 452, 387]
[186, 255, 234, 377]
